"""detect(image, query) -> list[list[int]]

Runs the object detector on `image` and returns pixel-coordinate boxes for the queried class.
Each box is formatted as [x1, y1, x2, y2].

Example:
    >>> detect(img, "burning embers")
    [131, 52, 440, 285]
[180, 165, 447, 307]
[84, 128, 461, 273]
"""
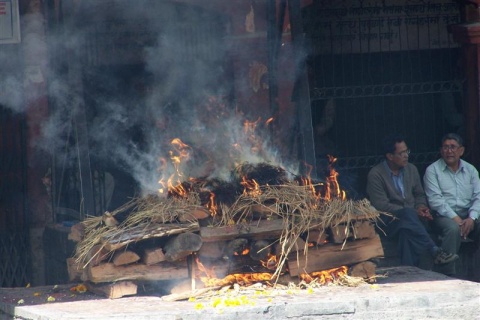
[68, 158, 384, 299]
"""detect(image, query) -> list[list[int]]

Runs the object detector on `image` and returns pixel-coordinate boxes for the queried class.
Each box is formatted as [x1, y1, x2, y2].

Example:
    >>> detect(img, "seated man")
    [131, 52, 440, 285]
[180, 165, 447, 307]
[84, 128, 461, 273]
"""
[423, 133, 480, 276]
[366, 134, 458, 267]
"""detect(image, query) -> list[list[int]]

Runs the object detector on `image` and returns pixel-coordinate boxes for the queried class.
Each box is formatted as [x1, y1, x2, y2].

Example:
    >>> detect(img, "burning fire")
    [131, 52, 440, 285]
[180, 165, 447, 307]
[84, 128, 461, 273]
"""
[158, 138, 192, 195]
[195, 252, 346, 288]
[207, 192, 218, 216]
[260, 253, 277, 270]
[241, 176, 261, 196]
[299, 266, 348, 285]
[299, 155, 346, 201]
[325, 155, 346, 200]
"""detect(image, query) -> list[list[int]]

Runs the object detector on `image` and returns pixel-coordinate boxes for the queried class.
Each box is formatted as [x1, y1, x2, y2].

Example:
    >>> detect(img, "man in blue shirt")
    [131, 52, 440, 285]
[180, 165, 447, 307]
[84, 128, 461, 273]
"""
[367, 134, 458, 267]
[424, 133, 480, 276]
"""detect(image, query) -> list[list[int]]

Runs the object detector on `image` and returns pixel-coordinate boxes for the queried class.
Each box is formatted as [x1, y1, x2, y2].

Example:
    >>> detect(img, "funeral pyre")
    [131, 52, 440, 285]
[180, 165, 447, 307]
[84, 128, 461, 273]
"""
[67, 159, 385, 299]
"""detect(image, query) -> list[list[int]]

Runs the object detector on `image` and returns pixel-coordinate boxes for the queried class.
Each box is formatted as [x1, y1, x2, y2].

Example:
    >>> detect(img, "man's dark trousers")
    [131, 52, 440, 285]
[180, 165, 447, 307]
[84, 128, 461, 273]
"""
[381, 207, 435, 266]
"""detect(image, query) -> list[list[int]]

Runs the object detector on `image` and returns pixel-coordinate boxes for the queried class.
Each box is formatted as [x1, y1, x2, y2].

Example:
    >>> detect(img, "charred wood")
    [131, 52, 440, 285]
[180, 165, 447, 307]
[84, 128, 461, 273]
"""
[249, 240, 272, 260]
[223, 238, 249, 258]
[198, 241, 226, 260]
[163, 232, 203, 262]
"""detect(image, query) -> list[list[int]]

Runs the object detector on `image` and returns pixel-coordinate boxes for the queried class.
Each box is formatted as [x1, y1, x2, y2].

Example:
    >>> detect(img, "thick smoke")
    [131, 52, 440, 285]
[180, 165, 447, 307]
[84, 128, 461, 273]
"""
[1, 1, 297, 199]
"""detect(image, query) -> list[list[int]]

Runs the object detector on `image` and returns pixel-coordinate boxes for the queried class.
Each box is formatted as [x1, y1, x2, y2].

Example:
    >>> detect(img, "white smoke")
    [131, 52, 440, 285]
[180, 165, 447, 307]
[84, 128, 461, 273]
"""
[1, 0, 298, 200]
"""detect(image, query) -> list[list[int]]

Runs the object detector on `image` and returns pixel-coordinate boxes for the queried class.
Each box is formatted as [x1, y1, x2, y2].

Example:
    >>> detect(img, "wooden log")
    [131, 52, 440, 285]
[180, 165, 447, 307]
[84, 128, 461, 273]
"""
[200, 219, 285, 242]
[274, 236, 306, 255]
[223, 238, 249, 258]
[102, 222, 199, 251]
[142, 247, 166, 265]
[68, 222, 85, 242]
[352, 220, 376, 240]
[329, 223, 351, 244]
[287, 234, 384, 276]
[349, 261, 376, 282]
[249, 240, 272, 260]
[198, 241, 226, 260]
[85, 281, 137, 299]
[164, 232, 203, 262]
[87, 261, 188, 283]
[178, 207, 210, 223]
[66, 258, 85, 282]
[87, 244, 111, 267]
[305, 229, 328, 245]
[250, 204, 280, 219]
[112, 250, 140, 266]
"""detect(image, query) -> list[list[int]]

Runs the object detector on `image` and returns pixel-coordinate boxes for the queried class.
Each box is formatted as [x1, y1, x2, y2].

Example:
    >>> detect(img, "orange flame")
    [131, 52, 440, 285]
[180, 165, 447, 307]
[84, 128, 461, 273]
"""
[260, 253, 278, 270]
[207, 192, 218, 216]
[300, 265, 348, 284]
[196, 256, 275, 287]
[325, 155, 346, 200]
[201, 272, 274, 287]
[241, 177, 261, 196]
[234, 248, 250, 256]
[299, 156, 346, 201]
[158, 138, 193, 196]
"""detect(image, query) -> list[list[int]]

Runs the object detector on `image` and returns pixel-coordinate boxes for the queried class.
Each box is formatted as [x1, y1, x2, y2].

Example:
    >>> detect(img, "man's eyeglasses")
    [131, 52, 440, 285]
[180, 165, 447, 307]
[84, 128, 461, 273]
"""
[394, 149, 410, 157]
[441, 145, 461, 152]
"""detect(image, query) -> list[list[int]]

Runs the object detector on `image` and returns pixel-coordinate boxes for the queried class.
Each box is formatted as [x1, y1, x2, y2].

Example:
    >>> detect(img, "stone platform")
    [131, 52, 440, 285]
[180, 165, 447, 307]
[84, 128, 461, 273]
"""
[1, 266, 479, 320]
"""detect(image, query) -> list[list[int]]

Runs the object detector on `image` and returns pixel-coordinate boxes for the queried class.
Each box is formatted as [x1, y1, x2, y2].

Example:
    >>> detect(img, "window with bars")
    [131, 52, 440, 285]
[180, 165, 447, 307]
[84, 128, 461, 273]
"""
[303, 0, 464, 197]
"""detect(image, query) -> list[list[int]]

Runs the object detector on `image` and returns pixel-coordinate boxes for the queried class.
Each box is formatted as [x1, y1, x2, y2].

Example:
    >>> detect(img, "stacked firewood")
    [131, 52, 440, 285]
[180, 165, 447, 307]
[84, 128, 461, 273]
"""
[66, 163, 385, 299]
[67, 203, 384, 298]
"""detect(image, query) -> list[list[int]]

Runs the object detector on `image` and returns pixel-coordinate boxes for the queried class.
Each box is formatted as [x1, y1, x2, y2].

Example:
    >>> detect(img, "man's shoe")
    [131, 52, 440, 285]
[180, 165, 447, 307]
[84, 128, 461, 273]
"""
[434, 249, 459, 265]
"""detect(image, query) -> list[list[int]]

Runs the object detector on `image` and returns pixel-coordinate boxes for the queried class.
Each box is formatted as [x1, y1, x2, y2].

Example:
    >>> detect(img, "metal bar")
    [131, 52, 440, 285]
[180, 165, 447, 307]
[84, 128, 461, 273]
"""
[311, 80, 463, 100]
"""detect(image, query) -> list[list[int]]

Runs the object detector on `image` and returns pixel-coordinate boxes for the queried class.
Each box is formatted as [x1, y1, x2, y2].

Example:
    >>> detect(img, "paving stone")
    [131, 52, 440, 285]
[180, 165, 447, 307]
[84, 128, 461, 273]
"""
[0, 266, 479, 320]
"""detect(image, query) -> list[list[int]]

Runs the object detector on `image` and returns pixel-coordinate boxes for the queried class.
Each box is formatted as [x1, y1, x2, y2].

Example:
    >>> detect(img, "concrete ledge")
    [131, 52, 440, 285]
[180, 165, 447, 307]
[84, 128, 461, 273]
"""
[1, 266, 479, 320]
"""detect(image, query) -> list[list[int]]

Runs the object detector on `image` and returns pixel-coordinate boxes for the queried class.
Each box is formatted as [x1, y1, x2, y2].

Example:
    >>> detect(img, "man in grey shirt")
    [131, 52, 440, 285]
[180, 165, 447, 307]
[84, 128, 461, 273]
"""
[424, 133, 480, 276]
[367, 134, 458, 267]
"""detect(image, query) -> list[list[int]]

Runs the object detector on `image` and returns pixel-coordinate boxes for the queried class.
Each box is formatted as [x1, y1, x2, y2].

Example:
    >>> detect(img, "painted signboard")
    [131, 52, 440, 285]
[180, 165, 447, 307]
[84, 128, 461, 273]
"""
[0, 0, 21, 44]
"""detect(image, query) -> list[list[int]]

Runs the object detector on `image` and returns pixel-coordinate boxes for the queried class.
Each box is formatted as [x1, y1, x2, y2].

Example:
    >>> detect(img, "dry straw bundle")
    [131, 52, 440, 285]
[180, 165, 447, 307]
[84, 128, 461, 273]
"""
[74, 173, 381, 278]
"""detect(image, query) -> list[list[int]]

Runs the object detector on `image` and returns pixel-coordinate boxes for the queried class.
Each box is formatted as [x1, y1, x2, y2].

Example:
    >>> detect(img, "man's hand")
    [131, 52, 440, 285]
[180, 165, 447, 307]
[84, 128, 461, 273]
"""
[460, 218, 475, 240]
[416, 205, 433, 221]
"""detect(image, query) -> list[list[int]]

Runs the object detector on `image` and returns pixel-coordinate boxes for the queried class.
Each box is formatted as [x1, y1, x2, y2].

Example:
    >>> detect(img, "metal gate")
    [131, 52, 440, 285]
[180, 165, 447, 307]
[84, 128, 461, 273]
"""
[303, 1, 463, 198]
[0, 108, 30, 287]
